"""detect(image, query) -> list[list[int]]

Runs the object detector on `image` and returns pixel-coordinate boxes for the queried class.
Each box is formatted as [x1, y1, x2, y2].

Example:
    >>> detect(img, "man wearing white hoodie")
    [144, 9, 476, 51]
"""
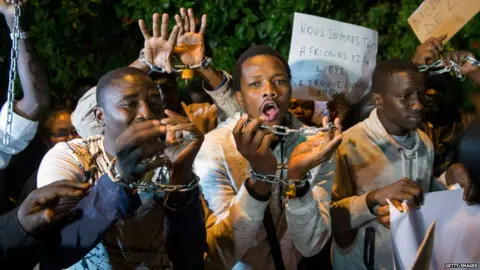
[330, 59, 472, 270]
[195, 45, 343, 269]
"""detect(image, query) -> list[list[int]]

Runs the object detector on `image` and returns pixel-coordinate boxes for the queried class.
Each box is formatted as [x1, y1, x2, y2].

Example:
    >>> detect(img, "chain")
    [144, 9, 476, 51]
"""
[260, 122, 335, 136]
[107, 157, 199, 194]
[418, 56, 480, 82]
[249, 168, 311, 188]
[4, 4, 22, 145]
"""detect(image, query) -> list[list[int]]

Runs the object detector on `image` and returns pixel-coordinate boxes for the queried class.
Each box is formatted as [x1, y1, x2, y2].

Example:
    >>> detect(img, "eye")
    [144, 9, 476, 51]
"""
[274, 79, 287, 85]
[249, 81, 261, 87]
[121, 101, 138, 109]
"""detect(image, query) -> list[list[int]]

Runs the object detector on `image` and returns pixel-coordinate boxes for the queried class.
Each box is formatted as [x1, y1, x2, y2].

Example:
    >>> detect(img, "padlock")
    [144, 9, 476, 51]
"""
[284, 180, 296, 198]
[182, 68, 194, 83]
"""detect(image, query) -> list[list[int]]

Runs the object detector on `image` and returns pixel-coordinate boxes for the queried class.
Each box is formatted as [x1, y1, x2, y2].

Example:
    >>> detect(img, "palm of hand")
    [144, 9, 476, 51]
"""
[288, 141, 316, 178]
[176, 32, 204, 65]
[144, 38, 174, 68]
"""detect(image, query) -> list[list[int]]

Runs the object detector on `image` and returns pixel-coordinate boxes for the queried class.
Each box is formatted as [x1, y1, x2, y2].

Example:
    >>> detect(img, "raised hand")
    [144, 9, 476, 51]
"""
[138, 13, 180, 73]
[174, 7, 207, 66]
[411, 35, 447, 66]
[160, 109, 204, 185]
[17, 180, 90, 234]
[114, 120, 168, 183]
[0, 0, 25, 18]
[444, 51, 479, 76]
[287, 117, 342, 180]
[181, 101, 218, 134]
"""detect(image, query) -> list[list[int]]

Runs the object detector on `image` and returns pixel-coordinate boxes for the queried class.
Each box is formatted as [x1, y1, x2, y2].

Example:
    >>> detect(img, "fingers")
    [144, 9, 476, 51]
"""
[180, 7, 189, 32]
[431, 38, 444, 55]
[233, 113, 250, 148]
[32, 184, 88, 207]
[199, 14, 207, 35]
[160, 13, 169, 40]
[152, 13, 160, 39]
[138, 19, 151, 40]
[168, 25, 180, 45]
[188, 8, 196, 33]
[241, 117, 264, 152]
[390, 199, 404, 212]
[249, 129, 268, 153]
[258, 133, 278, 154]
[376, 204, 389, 216]
[462, 173, 472, 202]
[175, 14, 184, 35]
[334, 117, 343, 137]
[377, 215, 390, 229]
[322, 116, 331, 143]
[117, 121, 165, 151]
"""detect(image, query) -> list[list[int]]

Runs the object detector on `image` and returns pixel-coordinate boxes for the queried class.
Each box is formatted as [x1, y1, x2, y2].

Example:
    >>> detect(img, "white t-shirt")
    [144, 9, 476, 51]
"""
[37, 136, 171, 269]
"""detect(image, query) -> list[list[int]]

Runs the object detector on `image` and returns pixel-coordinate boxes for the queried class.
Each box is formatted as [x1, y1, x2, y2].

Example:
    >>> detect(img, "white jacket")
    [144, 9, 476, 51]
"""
[196, 112, 334, 269]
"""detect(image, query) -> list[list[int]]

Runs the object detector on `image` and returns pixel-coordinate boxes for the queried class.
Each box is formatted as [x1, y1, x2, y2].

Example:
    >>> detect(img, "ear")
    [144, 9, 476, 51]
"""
[235, 91, 245, 109]
[372, 92, 383, 109]
[93, 107, 105, 127]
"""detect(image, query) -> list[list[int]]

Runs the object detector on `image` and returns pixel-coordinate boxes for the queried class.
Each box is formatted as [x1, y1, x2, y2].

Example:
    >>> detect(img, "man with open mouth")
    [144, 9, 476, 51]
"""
[195, 45, 342, 269]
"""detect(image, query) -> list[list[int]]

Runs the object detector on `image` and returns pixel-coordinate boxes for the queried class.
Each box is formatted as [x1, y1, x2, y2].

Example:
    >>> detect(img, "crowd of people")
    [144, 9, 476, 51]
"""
[0, 0, 479, 269]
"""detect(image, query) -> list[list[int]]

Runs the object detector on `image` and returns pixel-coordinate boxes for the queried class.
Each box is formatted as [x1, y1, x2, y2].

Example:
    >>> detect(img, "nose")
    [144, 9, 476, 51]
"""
[293, 106, 303, 114]
[136, 102, 155, 121]
[412, 93, 424, 112]
[262, 81, 278, 98]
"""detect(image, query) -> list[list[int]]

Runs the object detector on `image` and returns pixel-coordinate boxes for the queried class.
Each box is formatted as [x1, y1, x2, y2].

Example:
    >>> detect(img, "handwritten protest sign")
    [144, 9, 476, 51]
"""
[408, 0, 480, 43]
[288, 13, 378, 104]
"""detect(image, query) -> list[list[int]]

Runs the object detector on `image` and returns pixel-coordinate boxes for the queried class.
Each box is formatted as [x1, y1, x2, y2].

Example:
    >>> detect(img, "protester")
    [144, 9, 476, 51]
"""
[412, 36, 480, 177]
[288, 98, 314, 125]
[0, 0, 49, 169]
[72, 8, 240, 138]
[330, 59, 475, 270]
[195, 45, 342, 269]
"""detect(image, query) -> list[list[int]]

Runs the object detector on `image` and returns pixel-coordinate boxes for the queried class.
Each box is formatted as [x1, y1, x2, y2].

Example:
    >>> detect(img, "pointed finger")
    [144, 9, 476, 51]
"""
[168, 25, 180, 46]
[175, 14, 184, 35]
[160, 13, 169, 40]
[180, 7, 189, 32]
[334, 117, 342, 137]
[322, 116, 332, 142]
[138, 19, 151, 40]
[199, 14, 207, 35]
[188, 8, 196, 32]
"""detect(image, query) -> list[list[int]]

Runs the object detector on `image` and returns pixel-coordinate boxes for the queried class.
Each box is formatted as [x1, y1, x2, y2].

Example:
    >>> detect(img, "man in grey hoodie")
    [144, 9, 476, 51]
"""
[195, 45, 342, 269]
[330, 59, 473, 270]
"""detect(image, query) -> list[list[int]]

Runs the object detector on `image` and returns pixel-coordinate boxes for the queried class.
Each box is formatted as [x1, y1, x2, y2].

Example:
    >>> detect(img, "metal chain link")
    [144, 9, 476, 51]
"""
[249, 168, 311, 188]
[4, 4, 22, 145]
[244, 120, 335, 136]
[418, 56, 480, 82]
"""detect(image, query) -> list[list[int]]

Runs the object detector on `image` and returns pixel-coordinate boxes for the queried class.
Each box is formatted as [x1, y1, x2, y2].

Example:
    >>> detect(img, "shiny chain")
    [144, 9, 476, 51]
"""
[418, 56, 480, 82]
[260, 122, 335, 136]
[4, 4, 22, 145]
[249, 164, 311, 188]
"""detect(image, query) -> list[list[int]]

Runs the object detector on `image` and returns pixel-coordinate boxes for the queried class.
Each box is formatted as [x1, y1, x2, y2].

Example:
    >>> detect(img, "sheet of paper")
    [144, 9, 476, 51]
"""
[408, 0, 480, 43]
[288, 13, 378, 104]
[390, 189, 480, 270]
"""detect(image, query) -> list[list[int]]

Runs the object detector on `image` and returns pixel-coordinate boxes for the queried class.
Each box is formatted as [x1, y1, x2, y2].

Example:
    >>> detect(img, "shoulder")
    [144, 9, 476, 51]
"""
[416, 128, 434, 153]
[37, 136, 104, 187]
[338, 122, 368, 154]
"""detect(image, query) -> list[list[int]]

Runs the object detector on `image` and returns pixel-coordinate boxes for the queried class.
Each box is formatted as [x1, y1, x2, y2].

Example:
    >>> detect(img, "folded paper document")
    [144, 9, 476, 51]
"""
[390, 189, 480, 270]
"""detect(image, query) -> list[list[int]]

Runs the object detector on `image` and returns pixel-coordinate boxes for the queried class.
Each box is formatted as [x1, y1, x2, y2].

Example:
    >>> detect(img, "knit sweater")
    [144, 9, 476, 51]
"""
[330, 108, 448, 270]
[196, 112, 334, 270]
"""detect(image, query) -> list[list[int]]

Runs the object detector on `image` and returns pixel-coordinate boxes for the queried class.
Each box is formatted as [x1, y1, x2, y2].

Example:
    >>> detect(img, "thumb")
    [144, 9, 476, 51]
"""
[26, 209, 54, 234]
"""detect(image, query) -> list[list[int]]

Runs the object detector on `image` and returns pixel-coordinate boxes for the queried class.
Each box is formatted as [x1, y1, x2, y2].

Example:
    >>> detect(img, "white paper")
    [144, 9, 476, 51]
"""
[288, 13, 378, 104]
[390, 189, 480, 270]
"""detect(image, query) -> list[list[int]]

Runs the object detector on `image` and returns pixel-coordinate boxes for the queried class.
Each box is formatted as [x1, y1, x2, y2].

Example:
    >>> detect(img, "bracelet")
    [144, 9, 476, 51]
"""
[10, 31, 28, 40]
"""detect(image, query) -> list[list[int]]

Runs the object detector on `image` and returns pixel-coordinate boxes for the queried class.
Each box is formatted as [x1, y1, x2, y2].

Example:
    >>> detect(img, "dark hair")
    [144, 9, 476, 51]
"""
[232, 45, 291, 92]
[96, 67, 152, 108]
[371, 59, 420, 95]
[73, 77, 97, 90]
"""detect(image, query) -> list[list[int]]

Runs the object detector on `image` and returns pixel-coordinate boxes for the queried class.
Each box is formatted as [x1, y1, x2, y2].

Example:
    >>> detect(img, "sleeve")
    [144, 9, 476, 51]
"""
[195, 139, 267, 269]
[0, 102, 39, 169]
[164, 186, 207, 270]
[36, 142, 86, 188]
[330, 150, 376, 233]
[285, 153, 334, 257]
[0, 207, 43, 269]
[71, 86, 104, 138]
[41, 174, 142, 268]
[202, 71, 242, 121]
